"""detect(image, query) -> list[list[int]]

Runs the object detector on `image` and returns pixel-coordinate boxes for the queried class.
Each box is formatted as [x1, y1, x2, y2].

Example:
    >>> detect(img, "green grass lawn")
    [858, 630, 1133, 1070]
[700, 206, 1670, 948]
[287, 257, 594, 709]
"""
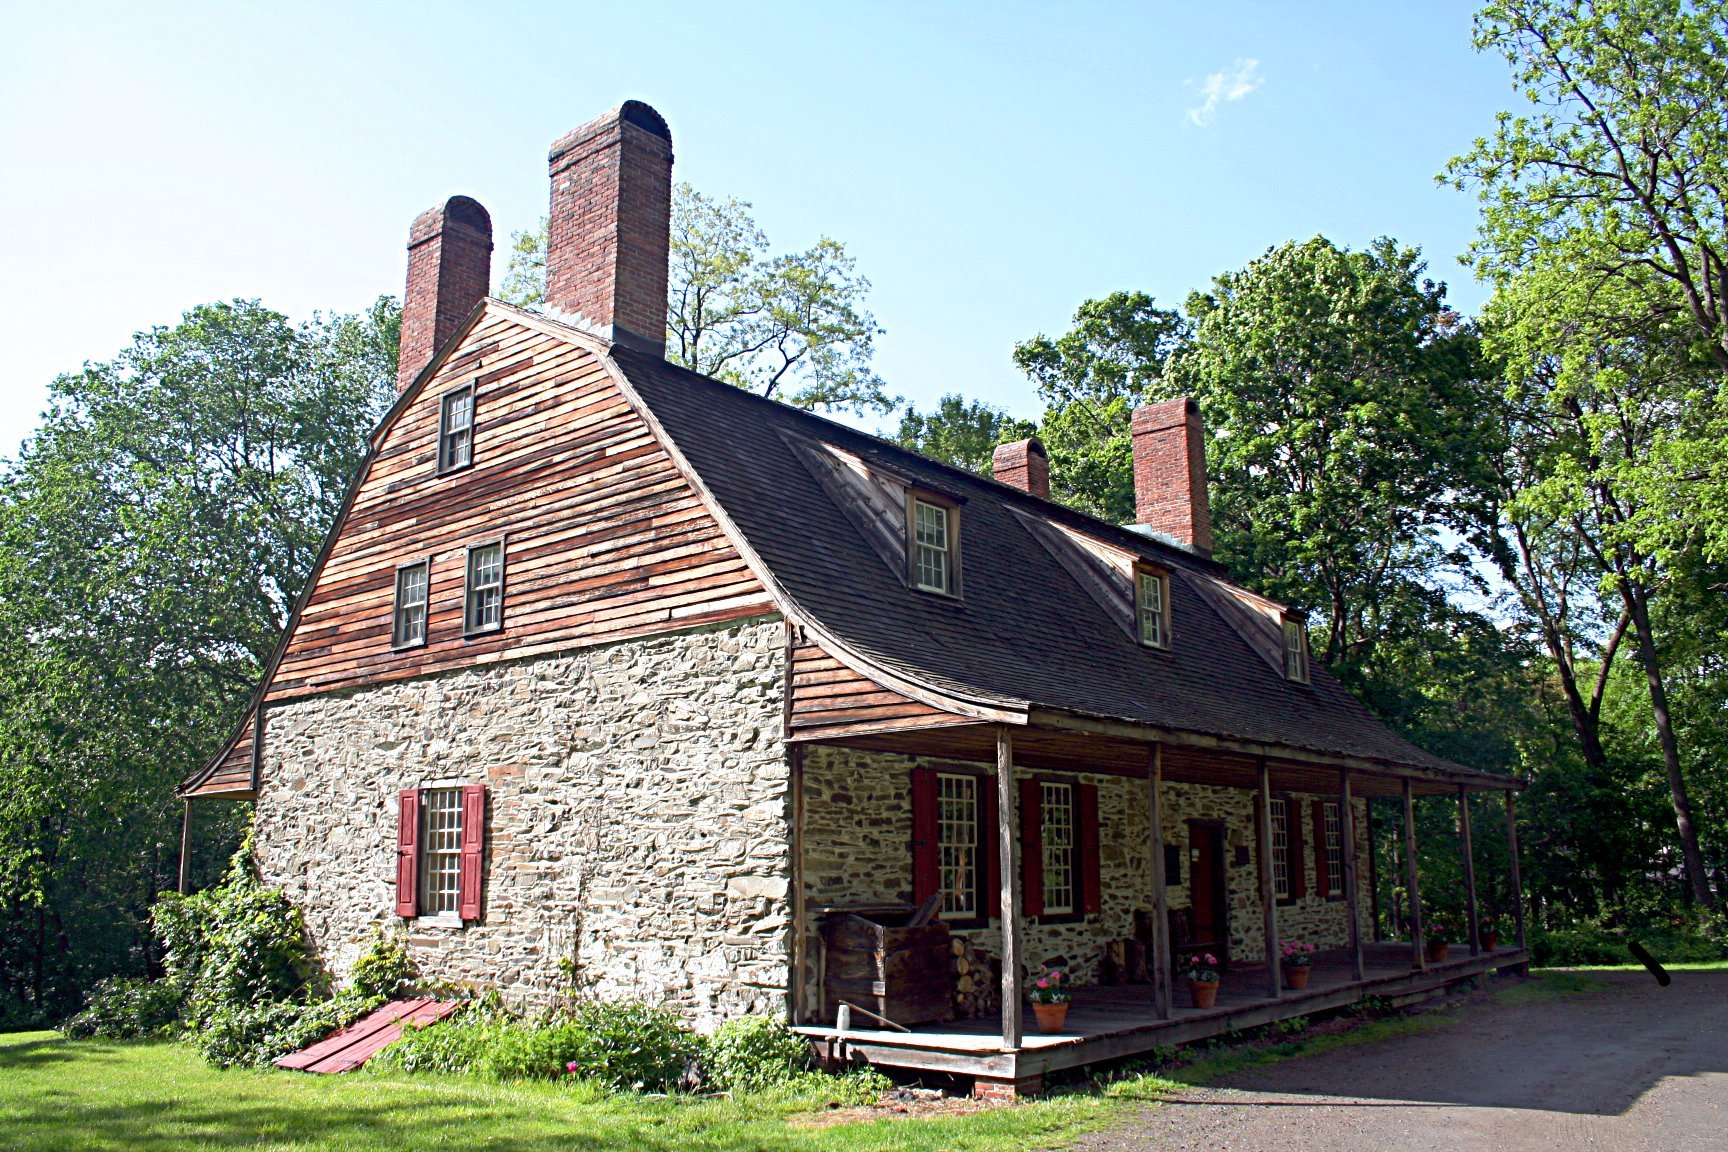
[0, 1031, 1103, 1152]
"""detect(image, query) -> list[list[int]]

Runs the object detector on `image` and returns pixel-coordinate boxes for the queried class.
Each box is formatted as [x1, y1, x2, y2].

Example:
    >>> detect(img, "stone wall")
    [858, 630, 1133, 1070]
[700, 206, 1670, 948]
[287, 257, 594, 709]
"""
[255, 616, 789, 1029]
[798, 745, 1372, 1009]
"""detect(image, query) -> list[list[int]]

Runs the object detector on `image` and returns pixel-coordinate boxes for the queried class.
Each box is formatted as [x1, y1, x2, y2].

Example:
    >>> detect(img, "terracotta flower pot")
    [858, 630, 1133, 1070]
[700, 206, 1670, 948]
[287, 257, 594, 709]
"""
[1283, 965, 1311, 990]
[1481, 931, 1499, 952]
[1426, 941, 1450, 963]
[1188, 979, 1219, 1009]
[1032, 1001, 1069, 1033]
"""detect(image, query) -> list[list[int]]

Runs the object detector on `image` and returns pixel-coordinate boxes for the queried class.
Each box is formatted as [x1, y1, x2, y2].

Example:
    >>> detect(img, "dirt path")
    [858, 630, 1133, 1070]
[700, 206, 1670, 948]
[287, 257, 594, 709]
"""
[1082, 970, 1728, 1152]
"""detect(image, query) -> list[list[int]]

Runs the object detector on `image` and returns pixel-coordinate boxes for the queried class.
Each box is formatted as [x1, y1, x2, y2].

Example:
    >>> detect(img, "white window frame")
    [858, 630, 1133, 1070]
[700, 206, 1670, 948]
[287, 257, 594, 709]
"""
[1283, 616, 1310, 683]
[936, 773, 980, 920]
[1270, 795, 1291, 901]
[419, 786, 464, 919]
[908, 494, 960, 596]
[1323, 800, 1344, 898]
[463, 540, 505, 636]
[391, 559, 430, 649]
[1040, 781, 1076, 916]
[438, 384, 475, 474]
[1136, 566, 1171, 649]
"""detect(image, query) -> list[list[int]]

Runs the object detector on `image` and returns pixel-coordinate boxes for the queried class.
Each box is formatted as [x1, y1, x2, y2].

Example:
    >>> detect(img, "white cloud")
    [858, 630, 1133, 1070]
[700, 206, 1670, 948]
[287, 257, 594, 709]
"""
[1186, 58, 1263, 127]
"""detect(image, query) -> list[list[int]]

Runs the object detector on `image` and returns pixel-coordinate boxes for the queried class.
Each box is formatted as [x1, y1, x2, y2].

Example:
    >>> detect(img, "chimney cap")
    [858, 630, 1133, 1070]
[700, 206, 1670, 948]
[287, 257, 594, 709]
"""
[409, 195, 492, 245]
[549, 99, 672, 164]
[992, 436, 1047, 461]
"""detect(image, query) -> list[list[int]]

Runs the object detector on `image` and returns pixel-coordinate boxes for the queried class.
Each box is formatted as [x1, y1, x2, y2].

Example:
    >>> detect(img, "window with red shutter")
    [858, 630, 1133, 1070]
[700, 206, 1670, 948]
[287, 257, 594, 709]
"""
[395, 788, 422, 918]
[1019, 777, 1044, 918]
[1288, 794, 1307, 900]
[981, 781, 1001, 918]
[458, 784, 486, 921]
[1311, 799, 1330, 898]
[1078, 783, 1102, 915]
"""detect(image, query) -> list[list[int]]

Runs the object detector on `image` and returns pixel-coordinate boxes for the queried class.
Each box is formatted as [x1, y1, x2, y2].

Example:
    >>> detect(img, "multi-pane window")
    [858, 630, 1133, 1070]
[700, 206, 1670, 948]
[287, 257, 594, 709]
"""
[1323, 801, 1344, 897]
[1137, 568, 1170, 649]
[464, 542, 504, 633]
[1283, 616, 1310, 682]
[439, 385, 475, 472]
[911, 497, 955, 594]
[392, 561, 429, 648]
[1269, 796, 1291, 900]
[420, 788, 463, 915]
[1041, 782, 1076, 915]
[936, 773, 979, 918]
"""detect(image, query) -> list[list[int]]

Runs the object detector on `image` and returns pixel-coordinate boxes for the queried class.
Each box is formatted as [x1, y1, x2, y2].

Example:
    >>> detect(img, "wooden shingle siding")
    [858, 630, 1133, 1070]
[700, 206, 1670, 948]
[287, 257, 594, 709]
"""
[264, 315, 772, 702]
[191, 708, 257, 796]
[788, 643, 973, 740]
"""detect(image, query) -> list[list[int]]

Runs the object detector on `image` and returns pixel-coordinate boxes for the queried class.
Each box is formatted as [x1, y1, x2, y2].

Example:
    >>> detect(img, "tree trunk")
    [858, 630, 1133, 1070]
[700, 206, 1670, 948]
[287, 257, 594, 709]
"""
[1624, 581, 1717, 910]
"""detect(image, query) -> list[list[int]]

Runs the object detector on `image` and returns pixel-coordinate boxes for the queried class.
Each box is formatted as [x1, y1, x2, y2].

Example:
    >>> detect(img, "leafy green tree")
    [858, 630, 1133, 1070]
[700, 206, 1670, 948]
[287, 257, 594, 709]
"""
[1011, 291, 1190, 520]
[892, 395, 1035, 475]
[0, 298, 398, 1022]
[502, 184, 893, 414]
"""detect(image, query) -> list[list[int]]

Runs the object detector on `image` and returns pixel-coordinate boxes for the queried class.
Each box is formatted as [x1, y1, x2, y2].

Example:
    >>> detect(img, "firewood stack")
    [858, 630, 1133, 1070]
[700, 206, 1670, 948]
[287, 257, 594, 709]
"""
[949, 936, 1000, 1019]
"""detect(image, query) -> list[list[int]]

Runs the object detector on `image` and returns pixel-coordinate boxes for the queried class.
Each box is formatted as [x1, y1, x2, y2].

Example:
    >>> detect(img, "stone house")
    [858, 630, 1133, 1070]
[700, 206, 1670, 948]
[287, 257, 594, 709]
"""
[180, 100, 1526, 1093]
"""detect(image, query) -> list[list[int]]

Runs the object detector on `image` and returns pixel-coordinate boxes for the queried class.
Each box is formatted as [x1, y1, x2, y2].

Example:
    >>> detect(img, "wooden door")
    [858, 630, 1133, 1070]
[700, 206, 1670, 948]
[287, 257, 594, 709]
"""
[1188, 823, 1229, 965]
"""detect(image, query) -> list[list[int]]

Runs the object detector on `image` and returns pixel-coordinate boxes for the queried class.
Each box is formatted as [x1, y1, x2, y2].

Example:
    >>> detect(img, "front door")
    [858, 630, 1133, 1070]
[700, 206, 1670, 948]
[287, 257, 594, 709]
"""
[1188, 822, 1230, 966]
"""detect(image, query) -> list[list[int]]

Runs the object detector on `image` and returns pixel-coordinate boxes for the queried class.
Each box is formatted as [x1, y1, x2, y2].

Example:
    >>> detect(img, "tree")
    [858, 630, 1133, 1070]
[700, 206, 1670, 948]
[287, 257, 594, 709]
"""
[1011, 291, 1190, 521]
[0, 298, 399, 1021]
[502, 184, 894, 414]
[892, 395, 1036, 475]
[1165, 237, 1495, 689]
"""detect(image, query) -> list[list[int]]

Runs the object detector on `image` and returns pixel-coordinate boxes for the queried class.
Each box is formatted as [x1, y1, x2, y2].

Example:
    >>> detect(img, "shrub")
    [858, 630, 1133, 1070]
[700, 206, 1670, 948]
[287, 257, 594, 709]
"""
[703, 1015, 813, 1093]
[61, 978, 184, 1040]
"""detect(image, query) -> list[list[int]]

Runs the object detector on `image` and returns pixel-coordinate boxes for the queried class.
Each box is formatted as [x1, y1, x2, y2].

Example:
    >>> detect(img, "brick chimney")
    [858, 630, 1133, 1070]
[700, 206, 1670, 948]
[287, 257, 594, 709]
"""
[1131, 398, 1213, 554]
[396, 195, 493, 393]
[546, 101, 673, 356]
[992, 438, 1050, 500]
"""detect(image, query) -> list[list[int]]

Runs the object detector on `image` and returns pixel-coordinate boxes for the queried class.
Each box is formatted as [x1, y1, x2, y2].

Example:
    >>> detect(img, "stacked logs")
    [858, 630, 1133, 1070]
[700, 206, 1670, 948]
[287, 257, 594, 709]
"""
[950, 936, 1001, 1019]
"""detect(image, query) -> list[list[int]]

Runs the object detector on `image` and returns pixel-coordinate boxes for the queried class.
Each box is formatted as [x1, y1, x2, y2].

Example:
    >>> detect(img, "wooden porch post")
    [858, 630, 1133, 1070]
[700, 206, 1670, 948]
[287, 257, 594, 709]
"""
[997, 726, 1022, 1049]
[789, 745, 807, 1022]
[1459, 785, 1480, 957]
[1403, 779, 1426, 971]
[1340, 770, 1365, 981]
[1505, 791, 1527, 954]
[1256, 757, 1281, 999]
[177, 799, 193, 895]
[1148, 744, 1171, 1019]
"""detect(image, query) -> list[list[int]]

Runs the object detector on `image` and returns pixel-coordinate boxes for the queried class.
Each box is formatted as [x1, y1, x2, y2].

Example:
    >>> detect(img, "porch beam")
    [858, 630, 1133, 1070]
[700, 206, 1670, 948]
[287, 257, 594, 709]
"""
[1403, 779, 1426, 971]
[1341, 770, 1365, 981]
[178, 799, 194, 895]
[1256, 757, 1281, 999]
[1506, 792, 1527, 955]
[1148, 744, 1171, 1019]
[1459, 786, 1480, 956]
[997, 726, 1023, 1050]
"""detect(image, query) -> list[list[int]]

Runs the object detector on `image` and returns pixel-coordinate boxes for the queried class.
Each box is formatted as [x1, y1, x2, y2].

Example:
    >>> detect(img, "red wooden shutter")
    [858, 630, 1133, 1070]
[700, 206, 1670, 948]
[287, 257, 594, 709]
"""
[1078, 782, 1102, 915]
[1019, 777, 1044, 918]
[394, 788, 421, 918]
[981, 780, 1001, 918]
[458, 784, 486, 921]
[1311, 799, 1331, 897]
[911, 767, 939, 906]
[1288, 796, 1307, 899]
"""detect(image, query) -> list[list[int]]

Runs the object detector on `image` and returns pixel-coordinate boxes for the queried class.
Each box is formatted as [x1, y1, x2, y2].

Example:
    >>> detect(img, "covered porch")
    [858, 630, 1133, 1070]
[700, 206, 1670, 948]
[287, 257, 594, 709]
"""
[786, 714, 1528, 1093]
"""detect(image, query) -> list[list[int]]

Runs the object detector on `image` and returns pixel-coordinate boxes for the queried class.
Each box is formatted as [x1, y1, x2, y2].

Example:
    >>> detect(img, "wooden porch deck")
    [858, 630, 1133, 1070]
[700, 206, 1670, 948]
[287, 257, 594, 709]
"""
[796, 942, 1528, 1086]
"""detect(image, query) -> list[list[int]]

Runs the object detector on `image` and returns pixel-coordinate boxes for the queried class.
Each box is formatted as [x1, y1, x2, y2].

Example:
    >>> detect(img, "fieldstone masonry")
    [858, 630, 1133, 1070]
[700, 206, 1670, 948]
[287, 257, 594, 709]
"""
[255, 616, 789, 1030]
[799, 745, 1371, 1010]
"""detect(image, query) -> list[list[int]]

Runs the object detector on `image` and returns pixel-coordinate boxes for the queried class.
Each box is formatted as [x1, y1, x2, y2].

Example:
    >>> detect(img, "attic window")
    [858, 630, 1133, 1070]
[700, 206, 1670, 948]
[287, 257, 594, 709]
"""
[1283, 615, 1310, 683]
[908, 494, 960, 596]
[438, 384, 475, 473]
[1136, 566, 1171, 649]
[392, 559, 430, 649]
[464, 540, 505, 635]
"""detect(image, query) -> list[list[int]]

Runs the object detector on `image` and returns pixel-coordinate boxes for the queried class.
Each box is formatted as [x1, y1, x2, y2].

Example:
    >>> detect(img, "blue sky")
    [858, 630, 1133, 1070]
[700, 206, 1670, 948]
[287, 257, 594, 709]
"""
[0, 1, 1514, 457]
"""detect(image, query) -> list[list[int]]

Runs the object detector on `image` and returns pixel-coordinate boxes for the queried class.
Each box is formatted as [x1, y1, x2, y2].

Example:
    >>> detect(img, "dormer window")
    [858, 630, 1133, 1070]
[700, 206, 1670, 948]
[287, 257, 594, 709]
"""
[908, 494, 960, 596]
[1136, 566, 1171, 649]
[1283, 615, 1310, 683]
[438, 384, 475, 473]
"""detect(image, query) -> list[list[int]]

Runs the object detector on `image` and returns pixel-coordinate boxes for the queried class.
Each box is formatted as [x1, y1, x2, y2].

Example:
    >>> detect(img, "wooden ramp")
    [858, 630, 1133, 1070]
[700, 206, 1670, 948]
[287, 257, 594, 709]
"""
[274, 998, 461, 1073]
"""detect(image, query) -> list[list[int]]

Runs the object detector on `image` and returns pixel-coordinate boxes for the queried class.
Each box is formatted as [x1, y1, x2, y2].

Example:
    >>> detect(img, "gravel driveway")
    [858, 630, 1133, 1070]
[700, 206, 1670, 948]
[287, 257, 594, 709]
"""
[1083, 969, 1727, 1152]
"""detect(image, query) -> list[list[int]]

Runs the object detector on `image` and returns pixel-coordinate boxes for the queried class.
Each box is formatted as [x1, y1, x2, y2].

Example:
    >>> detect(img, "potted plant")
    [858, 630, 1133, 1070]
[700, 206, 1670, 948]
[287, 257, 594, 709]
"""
[1479, 916, 1500, 952]
[1028, 968, 1072, 1033]
[1425, 918, 1453, 963]
[1184, 952, 1221, 1009]
[1280, 939, 1316, 989]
